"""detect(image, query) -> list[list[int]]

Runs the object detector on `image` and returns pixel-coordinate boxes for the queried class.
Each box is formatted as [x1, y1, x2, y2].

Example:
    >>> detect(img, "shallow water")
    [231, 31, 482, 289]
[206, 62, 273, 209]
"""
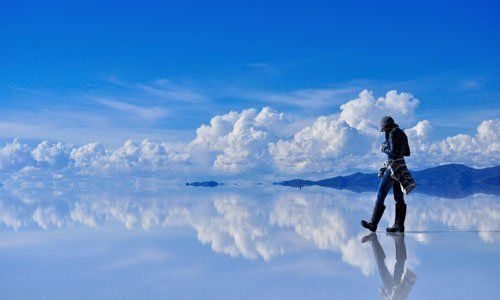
[0, 177, 498, 299]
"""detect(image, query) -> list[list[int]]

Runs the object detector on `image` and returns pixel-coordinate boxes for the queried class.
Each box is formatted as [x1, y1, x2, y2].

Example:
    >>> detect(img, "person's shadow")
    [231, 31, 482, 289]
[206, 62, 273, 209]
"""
[361, 233, 417, 300]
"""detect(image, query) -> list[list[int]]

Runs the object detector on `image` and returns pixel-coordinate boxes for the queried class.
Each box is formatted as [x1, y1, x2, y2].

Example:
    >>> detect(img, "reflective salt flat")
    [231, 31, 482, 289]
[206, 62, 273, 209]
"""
[0, 181, 498, 300]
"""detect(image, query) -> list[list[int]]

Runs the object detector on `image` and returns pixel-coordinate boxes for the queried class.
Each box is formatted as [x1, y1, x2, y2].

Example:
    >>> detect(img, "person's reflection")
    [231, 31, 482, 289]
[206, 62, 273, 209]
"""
[361, 233, 417, 300]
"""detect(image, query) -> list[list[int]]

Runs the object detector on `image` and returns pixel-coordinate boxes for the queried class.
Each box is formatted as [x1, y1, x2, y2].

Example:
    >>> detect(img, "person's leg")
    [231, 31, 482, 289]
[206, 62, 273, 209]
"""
[376, 171, 394, 207]
[362, 233, 394, 293]
[393, 181, 405, 205]
[388, 233, 418, 299]
[387, 182, 407, 232]
[361, 172, 392, 231]
[392, 233, 407, 284]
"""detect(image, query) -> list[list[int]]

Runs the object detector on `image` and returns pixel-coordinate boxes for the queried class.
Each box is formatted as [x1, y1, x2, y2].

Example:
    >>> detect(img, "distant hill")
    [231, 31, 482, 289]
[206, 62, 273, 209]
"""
[274, 164, 500, 199]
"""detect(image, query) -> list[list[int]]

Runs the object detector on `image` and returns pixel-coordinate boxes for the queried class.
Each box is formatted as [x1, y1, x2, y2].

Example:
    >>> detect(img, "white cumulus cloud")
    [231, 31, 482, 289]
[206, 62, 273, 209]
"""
[408, 118, 500, 167]
[0, 90, 497, 176]
[190, 107, 290, 173]
[339, 90, 420, 134]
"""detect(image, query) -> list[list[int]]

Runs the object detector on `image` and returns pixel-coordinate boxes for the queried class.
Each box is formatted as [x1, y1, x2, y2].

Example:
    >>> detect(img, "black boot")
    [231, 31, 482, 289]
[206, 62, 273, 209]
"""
[386, 203, 406, 233]
[361, 204, 385, 232]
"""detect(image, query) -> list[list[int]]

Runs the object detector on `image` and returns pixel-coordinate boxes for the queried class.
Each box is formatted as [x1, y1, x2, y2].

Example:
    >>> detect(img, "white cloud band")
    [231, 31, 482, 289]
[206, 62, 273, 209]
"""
[0, 90, 498, 175]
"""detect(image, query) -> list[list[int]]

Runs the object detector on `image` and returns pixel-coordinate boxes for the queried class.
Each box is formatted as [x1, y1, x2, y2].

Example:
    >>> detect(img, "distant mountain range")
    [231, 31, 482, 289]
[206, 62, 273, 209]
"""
[274, 164, 500, 199]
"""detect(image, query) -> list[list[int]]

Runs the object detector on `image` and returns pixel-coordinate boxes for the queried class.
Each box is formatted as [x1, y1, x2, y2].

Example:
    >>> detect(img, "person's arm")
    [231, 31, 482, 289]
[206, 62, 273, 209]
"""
[381, 140, 391, 155]
[383, 130, 403, 158]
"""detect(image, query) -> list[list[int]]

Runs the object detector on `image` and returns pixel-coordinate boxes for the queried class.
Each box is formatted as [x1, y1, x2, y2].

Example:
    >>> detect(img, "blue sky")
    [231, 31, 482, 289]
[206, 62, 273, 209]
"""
[0, 0, 499, 175]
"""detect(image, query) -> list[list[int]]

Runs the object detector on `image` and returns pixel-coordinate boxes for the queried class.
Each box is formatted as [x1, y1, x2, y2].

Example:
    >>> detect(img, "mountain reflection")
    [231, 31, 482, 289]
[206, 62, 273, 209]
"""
[0, 174, 498, 271]
[282, 181, 500, 199]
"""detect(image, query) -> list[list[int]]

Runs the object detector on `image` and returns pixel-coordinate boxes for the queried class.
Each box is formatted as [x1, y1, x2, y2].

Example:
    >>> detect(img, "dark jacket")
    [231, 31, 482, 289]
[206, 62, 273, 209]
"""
[382, 126, 410, 160]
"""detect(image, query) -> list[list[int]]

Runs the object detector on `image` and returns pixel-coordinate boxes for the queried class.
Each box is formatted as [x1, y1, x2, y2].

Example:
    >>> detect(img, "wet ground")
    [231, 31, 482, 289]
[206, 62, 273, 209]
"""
[0, 177, 498, 299]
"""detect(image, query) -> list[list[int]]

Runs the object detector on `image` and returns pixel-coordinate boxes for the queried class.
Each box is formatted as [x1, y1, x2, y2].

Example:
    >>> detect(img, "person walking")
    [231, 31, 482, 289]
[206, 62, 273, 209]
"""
[361, 116, 415, 233]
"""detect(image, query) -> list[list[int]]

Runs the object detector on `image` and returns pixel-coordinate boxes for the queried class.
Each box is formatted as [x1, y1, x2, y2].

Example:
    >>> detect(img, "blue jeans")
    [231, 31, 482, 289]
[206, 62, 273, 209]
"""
[375, 170, 405, 207]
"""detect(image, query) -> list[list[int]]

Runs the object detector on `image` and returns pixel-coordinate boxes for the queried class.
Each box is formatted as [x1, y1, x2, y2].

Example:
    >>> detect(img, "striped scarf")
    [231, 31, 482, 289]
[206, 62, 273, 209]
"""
[386, 158, 416, 195]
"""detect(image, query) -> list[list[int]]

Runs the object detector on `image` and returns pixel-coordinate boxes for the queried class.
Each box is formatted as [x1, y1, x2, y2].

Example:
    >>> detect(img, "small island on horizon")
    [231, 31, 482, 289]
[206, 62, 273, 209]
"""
[186, 181, 223, 187]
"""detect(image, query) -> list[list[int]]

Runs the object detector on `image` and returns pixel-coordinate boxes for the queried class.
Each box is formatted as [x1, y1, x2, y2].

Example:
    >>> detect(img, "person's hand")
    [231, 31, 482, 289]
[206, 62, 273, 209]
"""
[378, 167, 386, 178]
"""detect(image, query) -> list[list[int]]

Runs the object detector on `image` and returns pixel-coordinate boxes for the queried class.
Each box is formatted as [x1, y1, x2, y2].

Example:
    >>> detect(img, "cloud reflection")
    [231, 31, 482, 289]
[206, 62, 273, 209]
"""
[0, 174, 498, 273]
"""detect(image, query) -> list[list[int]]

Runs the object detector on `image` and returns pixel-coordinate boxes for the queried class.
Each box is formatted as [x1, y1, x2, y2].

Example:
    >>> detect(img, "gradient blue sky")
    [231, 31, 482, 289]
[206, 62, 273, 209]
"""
[1, 0, 499, 146]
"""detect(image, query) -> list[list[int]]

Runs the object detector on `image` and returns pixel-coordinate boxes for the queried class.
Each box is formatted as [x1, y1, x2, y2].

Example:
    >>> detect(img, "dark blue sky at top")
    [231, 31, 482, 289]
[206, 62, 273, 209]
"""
[0, 0, 499, 145]
[2, 0, 499, 85]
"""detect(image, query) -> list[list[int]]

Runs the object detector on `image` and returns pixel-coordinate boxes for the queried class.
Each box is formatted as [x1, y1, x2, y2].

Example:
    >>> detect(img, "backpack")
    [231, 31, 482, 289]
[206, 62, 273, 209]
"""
[390, 127, 411, 157]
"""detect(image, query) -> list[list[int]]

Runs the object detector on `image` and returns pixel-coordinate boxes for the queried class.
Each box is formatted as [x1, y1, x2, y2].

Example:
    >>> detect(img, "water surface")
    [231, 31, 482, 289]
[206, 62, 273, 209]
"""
[0, 176, 498, 299]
